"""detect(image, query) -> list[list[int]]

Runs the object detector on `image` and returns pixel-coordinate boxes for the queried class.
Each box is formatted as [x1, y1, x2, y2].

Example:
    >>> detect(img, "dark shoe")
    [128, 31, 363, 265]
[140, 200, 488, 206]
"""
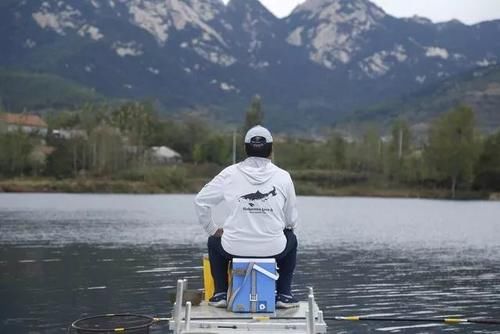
[208, 292, 227, 308]
[276, 293, 300, 309]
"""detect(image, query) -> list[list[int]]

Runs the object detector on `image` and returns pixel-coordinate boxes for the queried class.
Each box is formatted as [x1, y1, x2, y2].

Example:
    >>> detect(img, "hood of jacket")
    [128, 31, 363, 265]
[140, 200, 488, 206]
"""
[237, 157, 277, 185]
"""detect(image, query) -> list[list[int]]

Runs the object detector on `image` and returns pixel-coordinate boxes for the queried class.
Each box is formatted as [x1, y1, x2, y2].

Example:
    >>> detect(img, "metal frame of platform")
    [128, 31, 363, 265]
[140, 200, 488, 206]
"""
[168, 279, 327, 334]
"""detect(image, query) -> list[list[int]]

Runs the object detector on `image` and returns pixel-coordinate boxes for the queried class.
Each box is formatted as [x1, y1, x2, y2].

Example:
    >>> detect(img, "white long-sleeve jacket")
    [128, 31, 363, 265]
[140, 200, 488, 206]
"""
[194, 157, 299, 257]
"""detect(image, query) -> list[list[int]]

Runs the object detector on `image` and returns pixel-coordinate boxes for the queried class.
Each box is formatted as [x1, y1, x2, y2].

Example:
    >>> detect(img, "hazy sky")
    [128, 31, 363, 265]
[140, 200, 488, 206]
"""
[221, 0, 500, 24]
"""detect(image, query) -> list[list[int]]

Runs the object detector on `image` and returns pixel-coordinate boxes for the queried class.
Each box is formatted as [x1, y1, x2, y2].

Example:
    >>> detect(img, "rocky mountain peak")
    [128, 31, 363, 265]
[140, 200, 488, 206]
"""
[185, 0, 225, 21]
[27, 0, 227, 46]
[226, 0, 278, 26]
[293, 0, 386, 22]
[406, 15, 434, 25]
[286, 0, 387, 69]
[227, 0, 271, 14]
[125, 0, 226, 45]
[223, 0, 282, 64]
[2, 0, 500, 130]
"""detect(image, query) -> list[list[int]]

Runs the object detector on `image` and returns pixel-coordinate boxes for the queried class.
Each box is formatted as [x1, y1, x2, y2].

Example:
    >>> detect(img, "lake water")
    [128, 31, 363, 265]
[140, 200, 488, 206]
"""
[1, 194, 500, 334]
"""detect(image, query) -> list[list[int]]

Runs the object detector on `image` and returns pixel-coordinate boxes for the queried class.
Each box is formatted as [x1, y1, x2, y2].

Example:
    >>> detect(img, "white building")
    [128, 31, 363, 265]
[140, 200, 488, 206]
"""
[0, 113, 48, 136]
[149, 146, 182, 164]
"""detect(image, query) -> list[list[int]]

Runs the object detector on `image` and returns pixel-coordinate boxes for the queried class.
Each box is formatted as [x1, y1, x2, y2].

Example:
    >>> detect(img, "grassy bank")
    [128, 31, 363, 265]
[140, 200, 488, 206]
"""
[0, 165, 212, 194]
[294, 181, 489, 199]
[0, 176, 493, 200]
[0, 165, 493, 199]
[0, 178, 166, 193]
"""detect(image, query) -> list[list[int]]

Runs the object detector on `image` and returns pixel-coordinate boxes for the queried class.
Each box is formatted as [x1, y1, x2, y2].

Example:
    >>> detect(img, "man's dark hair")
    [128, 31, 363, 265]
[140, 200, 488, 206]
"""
[245, 136, 272, 158]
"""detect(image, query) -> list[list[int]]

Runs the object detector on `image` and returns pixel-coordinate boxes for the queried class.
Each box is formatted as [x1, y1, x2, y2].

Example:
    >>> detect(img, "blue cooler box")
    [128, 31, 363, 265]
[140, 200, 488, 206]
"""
[229, 258, 278, 313]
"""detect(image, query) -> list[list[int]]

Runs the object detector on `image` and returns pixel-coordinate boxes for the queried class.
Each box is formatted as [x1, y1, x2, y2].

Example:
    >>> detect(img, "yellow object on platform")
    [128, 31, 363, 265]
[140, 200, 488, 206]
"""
[203, 254, 214, 301]
[445, 318, 467, 324]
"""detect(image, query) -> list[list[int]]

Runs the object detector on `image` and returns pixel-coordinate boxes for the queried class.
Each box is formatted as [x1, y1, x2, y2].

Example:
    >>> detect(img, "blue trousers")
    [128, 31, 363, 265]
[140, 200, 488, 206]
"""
[207, 229, 297, 296]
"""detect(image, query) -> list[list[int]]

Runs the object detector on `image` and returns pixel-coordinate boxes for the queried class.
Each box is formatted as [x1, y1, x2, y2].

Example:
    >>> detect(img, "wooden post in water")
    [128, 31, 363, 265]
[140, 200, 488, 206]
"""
[184, 301, 192, 332]
[307, 287, 315, 334]
[174, 279, 184, 334]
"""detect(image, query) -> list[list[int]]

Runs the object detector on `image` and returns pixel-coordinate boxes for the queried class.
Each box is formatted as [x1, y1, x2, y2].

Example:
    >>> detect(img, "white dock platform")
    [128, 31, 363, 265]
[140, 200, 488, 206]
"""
[169, 301, 327, 333]
[169, 280, 327, 334]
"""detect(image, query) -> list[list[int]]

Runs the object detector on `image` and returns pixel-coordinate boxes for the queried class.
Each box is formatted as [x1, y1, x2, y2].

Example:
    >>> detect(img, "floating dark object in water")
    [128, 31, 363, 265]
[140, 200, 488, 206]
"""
[168, 288, 203, 306]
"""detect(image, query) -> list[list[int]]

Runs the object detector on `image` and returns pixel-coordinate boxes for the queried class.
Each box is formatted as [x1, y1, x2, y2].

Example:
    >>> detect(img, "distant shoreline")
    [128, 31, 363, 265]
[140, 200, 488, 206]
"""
[0, 178, 497, 200]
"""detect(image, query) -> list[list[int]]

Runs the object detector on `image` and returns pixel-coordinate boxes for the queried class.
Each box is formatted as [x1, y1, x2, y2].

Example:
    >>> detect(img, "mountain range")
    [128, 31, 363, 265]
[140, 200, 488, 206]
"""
[1, 0, 500, 130]
[349, 65, 500, 132]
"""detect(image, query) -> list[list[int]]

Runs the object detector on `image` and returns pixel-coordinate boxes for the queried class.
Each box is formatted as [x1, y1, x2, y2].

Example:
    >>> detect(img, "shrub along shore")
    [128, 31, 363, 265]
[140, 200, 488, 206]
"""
[1, 101, 500, 199]
[0, 171, 496, 200]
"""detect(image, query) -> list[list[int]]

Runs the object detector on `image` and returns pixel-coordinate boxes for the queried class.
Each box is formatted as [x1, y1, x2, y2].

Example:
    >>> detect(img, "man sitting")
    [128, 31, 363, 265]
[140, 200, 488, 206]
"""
[194, 125, 299, 309]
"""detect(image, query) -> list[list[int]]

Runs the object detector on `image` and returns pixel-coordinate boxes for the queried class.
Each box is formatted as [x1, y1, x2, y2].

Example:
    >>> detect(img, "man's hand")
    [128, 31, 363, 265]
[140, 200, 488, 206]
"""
[213, 228, 224, 237]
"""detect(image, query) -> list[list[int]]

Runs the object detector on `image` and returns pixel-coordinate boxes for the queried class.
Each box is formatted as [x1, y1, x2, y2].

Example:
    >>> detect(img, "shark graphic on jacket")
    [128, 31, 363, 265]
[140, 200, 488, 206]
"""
[239, 187, 277, 207]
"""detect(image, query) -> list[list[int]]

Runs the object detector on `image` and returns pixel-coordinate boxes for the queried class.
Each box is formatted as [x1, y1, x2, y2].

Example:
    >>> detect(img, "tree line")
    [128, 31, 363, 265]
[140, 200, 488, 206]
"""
[1, 100, 499, 197]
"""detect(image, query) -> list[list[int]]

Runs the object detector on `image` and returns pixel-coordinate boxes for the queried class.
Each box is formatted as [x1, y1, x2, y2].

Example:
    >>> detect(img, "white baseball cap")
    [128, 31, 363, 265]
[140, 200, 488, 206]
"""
[244, 125, 273, 143]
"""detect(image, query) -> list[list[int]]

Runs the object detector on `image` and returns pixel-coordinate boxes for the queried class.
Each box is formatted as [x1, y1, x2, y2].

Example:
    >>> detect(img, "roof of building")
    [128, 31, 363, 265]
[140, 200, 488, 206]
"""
[0, 113, 48, 128]
[151, 146, 181, 158]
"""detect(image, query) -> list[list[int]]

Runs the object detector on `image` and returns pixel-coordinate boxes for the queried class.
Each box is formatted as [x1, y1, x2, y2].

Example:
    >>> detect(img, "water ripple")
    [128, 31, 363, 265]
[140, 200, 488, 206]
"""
[1, 194, 500, 333]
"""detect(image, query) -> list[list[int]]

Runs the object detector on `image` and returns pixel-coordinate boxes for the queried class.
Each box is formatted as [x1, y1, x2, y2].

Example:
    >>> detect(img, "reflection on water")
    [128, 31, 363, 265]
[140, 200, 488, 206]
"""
[1, 194, 500, 333]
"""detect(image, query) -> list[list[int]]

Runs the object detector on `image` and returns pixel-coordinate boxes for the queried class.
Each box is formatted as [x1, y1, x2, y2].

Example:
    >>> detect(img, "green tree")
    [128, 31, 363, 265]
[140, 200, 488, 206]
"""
[109, 102, 158, 168]
[111, 102, 155, 142]
[349, 125, 382, 173]
[181, 116, 211, 162]
[87, 125, 125, 176]
[244, 95, 264, 132]
[316, 133, 346, 170]
[330, 134, 347, 170]
[0, 117, 6, 135]
[474, 131, 500, 191]
[46, 138, 79, 178]
[78, 104, 107, 135]
[28, 146, 47, 177]
[192, 134, 231, 165]
[273, 139, 316, 170]
[0, 131, 33, 176]
[425, 106, 477, 198]
[46, 110, 82, 130]
[399, 151, 426, 184]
